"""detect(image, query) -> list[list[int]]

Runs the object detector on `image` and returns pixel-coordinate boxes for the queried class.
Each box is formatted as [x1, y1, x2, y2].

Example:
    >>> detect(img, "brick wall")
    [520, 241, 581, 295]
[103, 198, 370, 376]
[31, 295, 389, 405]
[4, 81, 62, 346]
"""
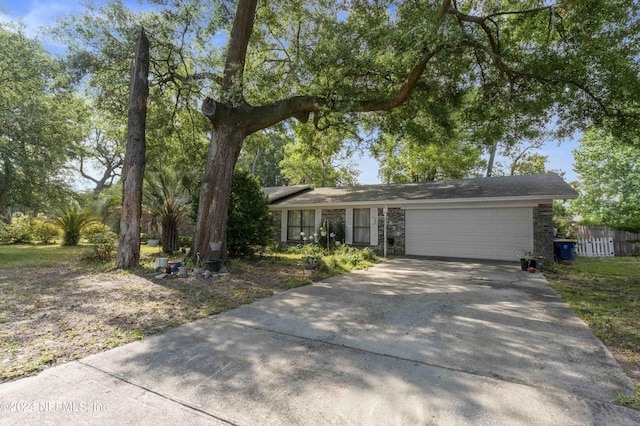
[385, 208, 405, 256]
[271, 207, 406, 255]
[533, 204, 554, 263]
[271, 210, 282, 244]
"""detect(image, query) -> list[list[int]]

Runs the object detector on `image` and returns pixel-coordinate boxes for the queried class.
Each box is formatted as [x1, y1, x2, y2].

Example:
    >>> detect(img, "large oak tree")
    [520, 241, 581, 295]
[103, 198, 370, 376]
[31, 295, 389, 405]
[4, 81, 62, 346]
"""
[55, 0, 640, 260]
[192, 0, 640, 258]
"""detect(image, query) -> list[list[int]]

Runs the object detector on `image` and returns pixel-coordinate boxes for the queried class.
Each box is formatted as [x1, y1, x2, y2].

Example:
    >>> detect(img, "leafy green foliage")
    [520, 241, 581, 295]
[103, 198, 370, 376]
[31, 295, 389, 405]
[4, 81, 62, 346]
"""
[0, 215, 36, 243]
[236, 130, 290, 186]
[373, 133, 485, 183]
[144, 167, 191, 253]
[82, 232, 118, 262]
[0, 24, 88, 215]
[280, 121, 361, 187]
[227, 171, 273, 257]
[54, 206, 95, 246]
[572, 129, 640, 232]
[33, 222, 62, 244]
[82, 223, 111, 244]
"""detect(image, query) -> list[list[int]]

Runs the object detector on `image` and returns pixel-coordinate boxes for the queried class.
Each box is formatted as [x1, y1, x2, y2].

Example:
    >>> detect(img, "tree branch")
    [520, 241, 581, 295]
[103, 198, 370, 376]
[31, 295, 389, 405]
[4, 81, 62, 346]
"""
[222, 0, 258, 94]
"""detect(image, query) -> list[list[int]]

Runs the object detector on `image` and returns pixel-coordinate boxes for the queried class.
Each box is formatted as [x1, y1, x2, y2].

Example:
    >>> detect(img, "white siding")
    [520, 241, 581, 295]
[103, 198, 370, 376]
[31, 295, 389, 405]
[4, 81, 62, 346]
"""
[345, 208, 353, 245]
[405, 208, 533, 261]
[370, 207, 379, 246]
[280, 210, 288, 242]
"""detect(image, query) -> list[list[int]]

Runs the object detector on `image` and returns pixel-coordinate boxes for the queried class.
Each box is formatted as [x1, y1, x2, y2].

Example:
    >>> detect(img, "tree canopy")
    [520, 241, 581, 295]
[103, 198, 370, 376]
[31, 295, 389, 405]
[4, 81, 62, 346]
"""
[572, 128, 640, 232]
[46, 0, 640, 259]
[0, 23, 87, 220]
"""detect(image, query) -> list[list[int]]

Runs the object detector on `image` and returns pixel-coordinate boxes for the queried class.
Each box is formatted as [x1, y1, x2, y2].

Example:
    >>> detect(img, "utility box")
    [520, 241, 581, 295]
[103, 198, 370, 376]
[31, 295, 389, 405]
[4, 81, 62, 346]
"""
[554, 239, 577, 261]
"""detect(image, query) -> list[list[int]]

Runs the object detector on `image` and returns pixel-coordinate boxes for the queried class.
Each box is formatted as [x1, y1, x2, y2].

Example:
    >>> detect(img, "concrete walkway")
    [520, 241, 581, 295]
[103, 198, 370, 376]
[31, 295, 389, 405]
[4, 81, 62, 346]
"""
[1, 258, 638, 425]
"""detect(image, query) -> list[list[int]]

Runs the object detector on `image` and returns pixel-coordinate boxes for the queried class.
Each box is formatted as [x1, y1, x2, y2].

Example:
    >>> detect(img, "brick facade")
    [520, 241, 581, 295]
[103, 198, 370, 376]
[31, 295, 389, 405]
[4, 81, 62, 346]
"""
[533, 204, 554, 264]
[273, 205, 549, 261]
[272, 210, 282, 244]
[272, 207, 405, 256]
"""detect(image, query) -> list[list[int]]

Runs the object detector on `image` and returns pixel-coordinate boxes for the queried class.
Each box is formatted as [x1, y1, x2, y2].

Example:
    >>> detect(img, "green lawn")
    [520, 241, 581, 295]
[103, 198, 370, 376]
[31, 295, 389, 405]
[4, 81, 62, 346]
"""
[546, 256, 640, 409]
[0, 243, 88, 268]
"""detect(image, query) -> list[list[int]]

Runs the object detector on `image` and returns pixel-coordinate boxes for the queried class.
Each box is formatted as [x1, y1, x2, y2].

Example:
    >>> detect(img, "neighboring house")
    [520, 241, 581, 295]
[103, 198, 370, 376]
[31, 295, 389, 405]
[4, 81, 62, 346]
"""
[264, 174, 578, 262]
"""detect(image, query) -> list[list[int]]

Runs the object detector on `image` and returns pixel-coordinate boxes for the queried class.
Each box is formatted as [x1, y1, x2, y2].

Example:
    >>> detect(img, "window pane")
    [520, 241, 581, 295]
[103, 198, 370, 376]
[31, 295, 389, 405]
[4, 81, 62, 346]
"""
[353, 209, 370, 243]
[302, 210, 315, 237]
[288, 210, 302, 240]
[354, 228, 370, 244]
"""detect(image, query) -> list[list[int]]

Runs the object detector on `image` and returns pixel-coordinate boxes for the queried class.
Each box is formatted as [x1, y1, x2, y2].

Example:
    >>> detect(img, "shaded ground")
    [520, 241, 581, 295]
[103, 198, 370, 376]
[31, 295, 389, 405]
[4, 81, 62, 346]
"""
[0, 258, 309, 382]
[544, 259, 640, 390]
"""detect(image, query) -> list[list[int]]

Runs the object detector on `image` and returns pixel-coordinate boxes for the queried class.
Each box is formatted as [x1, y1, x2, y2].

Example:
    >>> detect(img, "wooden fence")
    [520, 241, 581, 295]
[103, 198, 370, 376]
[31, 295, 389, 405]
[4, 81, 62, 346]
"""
[574, 225, 640, 257]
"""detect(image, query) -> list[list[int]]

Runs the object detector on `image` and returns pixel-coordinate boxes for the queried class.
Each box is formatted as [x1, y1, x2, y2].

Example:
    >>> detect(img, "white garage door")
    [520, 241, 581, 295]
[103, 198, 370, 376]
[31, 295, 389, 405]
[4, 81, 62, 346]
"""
[405, 208, 533, 261]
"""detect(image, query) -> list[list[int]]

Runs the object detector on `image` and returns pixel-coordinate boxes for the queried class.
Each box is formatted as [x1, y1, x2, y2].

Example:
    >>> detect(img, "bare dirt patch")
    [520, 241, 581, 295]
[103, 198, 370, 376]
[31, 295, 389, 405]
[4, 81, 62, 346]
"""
[0, 259, 309, 382]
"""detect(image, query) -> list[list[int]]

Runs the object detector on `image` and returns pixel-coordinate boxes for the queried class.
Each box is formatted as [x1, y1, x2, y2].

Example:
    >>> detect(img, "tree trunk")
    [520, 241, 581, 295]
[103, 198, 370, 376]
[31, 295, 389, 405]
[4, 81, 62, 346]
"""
[161, 214, 180, 253]
[116, 27, 149, 269]
[193, 123, 245, 260]
[486, 140, 498, 177]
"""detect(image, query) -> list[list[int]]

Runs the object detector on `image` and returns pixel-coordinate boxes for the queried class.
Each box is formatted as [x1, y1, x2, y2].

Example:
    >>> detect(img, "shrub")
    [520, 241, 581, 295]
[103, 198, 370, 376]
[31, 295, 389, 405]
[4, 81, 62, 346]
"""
[178, 235, 193, 248]
[227, 171, 273, 257]
[33, 222, 61, 244]
[82, 232, 118, 262]
[82, 223, 111, 243]
[54, 206, 95, 246]
[0, 214, 36, 243]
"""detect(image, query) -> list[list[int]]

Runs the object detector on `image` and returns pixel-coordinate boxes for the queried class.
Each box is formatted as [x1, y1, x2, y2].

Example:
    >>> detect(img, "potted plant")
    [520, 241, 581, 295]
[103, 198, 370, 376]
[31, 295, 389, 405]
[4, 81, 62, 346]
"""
[180, 256, 193, 278]
[192, 252, 203, 277]
[520, 251, 544, 271]
[148, 231, 160, 247]
[319, 220, 328, 237]
[302, 255, 319, 277]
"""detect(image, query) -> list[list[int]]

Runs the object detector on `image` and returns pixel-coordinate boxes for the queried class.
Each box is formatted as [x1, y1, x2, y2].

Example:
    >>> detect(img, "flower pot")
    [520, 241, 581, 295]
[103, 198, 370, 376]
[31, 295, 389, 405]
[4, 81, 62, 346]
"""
[204, 260, 221, 273]
[168, 261, 181, 273]
[320, 231, 327, 237]
[520, 258, 528, 271]
[209, 242, 222, 251]
[155, 258, 169, 269]
[178, 266, 189, 278]
[148, 239, 160, 247]
[192, 267, 203, 277]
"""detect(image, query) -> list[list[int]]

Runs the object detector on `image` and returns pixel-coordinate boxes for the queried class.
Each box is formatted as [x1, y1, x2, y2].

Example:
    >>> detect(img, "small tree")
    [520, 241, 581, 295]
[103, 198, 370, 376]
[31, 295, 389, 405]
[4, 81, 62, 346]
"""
[227, 171, 273, 257]
[54, 206, 95, 246]
[144, 167, 190, 253]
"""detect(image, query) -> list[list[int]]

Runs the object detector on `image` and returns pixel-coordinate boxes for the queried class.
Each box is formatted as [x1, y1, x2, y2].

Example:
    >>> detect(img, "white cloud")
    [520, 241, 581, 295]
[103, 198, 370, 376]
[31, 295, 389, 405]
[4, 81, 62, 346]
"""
[1, 1, 75, 36]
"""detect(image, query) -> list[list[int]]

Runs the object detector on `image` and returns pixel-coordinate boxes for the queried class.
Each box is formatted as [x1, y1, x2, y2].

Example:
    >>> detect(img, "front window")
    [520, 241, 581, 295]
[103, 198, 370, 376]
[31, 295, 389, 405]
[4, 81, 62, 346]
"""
[288, 210, 315, 240]
[353, 208, 370, 244]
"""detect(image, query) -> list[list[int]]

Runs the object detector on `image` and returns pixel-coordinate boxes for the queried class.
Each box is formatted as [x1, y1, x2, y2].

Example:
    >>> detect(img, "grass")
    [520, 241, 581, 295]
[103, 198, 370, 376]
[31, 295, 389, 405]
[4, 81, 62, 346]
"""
[545, 256, 640, 409]
[0, 243, 380, 382]
[0, 243, 88, 268]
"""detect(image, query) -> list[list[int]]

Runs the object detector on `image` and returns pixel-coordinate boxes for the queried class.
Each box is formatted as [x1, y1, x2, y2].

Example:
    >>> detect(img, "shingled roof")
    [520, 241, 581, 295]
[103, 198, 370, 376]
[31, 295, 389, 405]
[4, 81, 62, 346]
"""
[262, 185, 311, 202]
[267, 174, 578, 206]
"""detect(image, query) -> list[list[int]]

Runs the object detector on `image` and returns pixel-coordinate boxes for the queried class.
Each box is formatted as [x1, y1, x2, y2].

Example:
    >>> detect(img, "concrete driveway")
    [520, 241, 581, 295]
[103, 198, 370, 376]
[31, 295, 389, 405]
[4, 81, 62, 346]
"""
[1, 258, 638, 425]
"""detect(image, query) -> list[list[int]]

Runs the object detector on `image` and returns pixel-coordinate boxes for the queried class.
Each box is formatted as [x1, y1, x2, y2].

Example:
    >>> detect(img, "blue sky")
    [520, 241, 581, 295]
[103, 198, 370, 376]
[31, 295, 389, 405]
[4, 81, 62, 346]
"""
[1, 0, 580, 185]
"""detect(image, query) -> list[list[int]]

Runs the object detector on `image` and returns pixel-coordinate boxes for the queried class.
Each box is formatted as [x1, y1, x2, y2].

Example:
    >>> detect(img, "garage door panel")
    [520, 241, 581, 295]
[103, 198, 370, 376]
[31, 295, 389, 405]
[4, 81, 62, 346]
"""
[405, 208, 533, 261]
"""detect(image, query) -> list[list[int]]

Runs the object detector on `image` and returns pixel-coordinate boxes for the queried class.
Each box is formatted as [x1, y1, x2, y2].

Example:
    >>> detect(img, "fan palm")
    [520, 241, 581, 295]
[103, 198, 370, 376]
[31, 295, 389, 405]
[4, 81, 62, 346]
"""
[54, 206, 95, 246]
[144, 167, 190, 253]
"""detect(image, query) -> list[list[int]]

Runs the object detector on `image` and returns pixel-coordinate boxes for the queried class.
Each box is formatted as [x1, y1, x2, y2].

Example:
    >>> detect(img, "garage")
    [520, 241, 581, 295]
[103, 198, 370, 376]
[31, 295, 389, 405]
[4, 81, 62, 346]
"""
[405, 207, 533, 261]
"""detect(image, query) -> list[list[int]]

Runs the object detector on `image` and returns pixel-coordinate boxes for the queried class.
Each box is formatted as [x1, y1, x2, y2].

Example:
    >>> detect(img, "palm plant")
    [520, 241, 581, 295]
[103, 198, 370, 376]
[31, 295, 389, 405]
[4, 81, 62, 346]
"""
[54, 205, 95, 246]
[144, 167, 190, 253]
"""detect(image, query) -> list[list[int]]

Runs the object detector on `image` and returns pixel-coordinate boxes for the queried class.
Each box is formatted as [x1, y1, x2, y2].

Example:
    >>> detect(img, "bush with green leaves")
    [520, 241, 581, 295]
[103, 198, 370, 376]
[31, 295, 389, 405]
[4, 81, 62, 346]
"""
[227, 171, 273, 257]
[82, 232, 118, 262]
[33, 222, 61, 244]
[54, 206, 95, 246]
[82, 223, 111, 243]
[0, 214, 36, 243]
